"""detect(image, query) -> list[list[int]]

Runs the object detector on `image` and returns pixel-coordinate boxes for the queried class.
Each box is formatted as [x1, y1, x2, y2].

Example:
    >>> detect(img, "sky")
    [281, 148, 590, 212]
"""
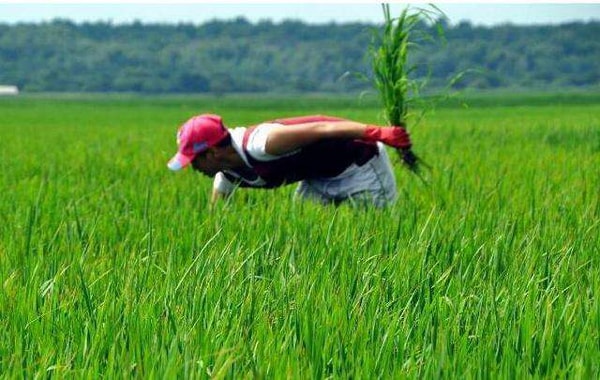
[0, 2, 599, 27]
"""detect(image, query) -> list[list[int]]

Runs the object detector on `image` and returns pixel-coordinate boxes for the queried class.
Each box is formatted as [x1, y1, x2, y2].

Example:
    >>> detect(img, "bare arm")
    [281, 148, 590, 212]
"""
[264, 121, 369, 156]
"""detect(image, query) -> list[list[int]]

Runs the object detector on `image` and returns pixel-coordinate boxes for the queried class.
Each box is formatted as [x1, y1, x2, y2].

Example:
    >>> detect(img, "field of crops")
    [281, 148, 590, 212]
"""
[1, 92, 599, 377]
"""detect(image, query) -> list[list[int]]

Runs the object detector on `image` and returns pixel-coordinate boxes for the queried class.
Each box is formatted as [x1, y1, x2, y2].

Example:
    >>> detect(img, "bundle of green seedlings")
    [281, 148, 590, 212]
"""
[371, 4, 442, 174]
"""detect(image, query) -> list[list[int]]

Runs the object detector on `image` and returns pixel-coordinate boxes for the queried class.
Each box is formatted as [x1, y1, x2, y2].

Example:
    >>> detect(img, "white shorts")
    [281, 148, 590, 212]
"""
[295, 143, 397, 207]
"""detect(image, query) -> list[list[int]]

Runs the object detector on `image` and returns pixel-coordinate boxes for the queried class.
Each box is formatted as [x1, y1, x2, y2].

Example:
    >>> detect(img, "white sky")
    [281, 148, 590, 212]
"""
[0, 2, 599, 26]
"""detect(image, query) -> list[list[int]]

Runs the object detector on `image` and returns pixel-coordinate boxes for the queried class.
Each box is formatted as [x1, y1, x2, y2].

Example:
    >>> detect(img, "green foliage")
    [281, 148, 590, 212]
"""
[370, 4, 446, 174]
[371, 4, 443, 126]
[0, 93, 599, 377]
[372, 5, 411, 126]
[0, 19, 599, 93]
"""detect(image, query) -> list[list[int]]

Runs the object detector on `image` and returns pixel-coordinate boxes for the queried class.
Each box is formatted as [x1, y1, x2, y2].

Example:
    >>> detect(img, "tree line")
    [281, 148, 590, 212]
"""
[0, 17, 598, 93]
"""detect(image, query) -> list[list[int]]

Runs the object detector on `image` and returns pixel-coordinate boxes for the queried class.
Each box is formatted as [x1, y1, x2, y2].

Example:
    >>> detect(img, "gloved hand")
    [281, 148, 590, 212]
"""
[363, 125, 412, 149]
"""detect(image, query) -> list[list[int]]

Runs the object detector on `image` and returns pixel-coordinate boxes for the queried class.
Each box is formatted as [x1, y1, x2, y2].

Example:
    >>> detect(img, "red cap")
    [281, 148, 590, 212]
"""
[167, 114, 229, 171]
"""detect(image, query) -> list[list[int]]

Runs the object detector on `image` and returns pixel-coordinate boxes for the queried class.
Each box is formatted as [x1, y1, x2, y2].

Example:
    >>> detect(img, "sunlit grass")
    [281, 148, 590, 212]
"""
[0, 93, 599, 377]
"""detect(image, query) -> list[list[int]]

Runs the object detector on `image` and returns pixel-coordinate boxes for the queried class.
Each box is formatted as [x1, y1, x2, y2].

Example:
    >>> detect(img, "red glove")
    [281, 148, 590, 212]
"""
[363, 125, 412, 149]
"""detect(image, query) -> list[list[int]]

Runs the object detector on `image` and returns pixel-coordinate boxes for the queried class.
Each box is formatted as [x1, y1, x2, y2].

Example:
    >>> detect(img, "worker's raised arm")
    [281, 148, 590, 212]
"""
[264, 121, 412, 156]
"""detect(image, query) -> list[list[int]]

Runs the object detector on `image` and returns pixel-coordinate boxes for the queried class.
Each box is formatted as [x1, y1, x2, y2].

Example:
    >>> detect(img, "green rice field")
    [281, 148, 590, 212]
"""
[1, 92, 599, 377]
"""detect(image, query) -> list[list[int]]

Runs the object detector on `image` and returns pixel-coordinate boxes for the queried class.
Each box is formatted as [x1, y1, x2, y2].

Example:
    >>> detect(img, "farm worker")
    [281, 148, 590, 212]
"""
[167, 114, 412, 207]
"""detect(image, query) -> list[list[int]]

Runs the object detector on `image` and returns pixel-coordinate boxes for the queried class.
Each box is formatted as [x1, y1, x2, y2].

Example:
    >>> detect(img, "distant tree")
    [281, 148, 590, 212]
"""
[0, 19, 598, 93]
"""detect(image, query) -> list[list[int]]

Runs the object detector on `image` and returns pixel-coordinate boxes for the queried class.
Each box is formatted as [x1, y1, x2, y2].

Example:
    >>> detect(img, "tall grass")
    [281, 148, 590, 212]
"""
[0, 93, 599, 377]
[371, 4, 444, 174]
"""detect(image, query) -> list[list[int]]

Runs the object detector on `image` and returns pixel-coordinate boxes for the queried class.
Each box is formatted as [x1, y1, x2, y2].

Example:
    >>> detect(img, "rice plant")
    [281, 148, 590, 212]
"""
[1, 93, 599, 378]
[371, 4, 444, 174]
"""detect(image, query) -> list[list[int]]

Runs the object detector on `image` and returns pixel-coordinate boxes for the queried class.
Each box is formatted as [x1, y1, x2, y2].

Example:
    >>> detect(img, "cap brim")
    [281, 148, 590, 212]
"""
[167, 152, 193, 171]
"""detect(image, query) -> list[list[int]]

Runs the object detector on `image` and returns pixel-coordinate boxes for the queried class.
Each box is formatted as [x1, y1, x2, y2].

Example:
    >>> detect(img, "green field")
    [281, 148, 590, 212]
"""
[1, 93, 599, 378]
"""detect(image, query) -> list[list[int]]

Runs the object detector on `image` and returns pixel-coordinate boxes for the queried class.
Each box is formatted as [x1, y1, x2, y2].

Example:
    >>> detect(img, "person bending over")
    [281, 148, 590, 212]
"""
[167, 114, 412, 207]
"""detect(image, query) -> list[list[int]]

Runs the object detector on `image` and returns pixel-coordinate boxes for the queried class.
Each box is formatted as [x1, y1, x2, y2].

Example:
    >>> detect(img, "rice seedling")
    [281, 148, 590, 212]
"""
[0, 93, 599, 377]
[371, 4, 446, 174]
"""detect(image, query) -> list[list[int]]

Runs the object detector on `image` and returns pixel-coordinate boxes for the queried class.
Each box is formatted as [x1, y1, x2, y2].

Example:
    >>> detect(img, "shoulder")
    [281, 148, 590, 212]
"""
[245, 123, 287, 161]
[247, 122, 283, 140]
